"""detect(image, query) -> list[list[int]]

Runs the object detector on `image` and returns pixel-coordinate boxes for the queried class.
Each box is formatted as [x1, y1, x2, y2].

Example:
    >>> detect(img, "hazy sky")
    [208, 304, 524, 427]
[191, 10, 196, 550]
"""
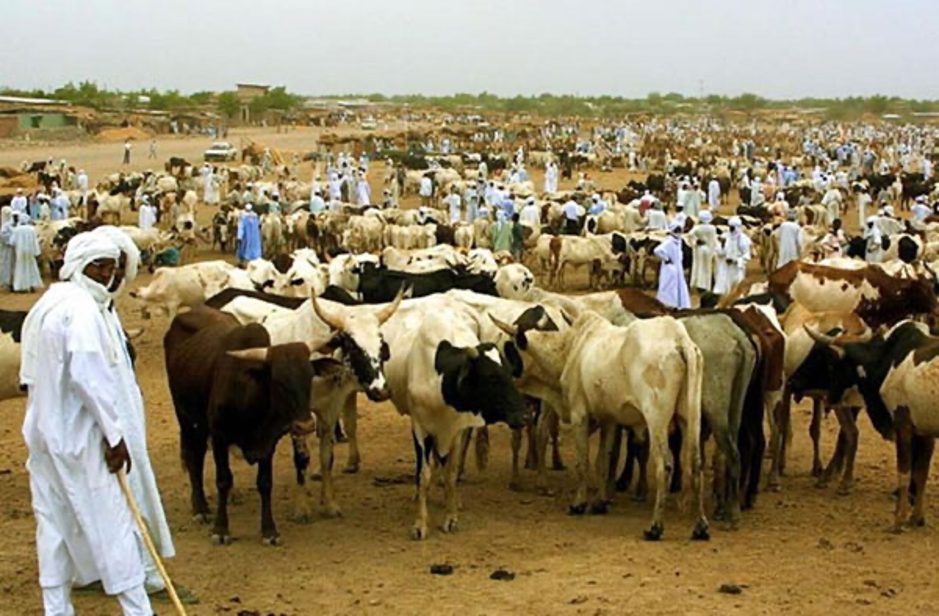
[2, 0, 936, 99]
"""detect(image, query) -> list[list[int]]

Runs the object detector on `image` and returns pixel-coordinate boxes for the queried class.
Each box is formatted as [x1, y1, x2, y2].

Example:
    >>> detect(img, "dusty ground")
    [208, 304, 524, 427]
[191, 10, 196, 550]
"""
[1, 129, 937, 615]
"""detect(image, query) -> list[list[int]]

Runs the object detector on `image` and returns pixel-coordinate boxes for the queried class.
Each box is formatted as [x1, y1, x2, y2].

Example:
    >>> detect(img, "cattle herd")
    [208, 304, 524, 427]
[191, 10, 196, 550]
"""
[5, 114, 939, 555]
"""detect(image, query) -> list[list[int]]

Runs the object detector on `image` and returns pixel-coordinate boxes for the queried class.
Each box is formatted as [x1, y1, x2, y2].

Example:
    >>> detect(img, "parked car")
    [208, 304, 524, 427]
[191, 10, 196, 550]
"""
[204, 142, 238, 162]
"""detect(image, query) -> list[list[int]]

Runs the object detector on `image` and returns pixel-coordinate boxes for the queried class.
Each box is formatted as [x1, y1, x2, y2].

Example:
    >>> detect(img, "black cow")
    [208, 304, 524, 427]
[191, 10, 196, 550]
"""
[1, 310, 28, 401]
[803, 322, 939, 530]
[355, 262, 497, 303]
[164, 307, 330, 545]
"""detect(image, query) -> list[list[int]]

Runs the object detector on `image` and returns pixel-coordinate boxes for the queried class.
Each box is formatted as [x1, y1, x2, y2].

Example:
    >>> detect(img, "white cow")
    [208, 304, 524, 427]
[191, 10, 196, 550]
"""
[491, 311, 709, 541]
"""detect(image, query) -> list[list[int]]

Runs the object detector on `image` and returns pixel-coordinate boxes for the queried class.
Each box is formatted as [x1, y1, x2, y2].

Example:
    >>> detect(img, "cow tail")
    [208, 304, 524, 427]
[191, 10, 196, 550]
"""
[677, 333, 704, 515]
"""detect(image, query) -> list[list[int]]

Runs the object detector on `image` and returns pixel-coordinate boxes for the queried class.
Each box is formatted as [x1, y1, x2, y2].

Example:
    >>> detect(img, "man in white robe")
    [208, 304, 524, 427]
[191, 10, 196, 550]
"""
[11, 188, 28, 216]
[863, 218, 883, 263]
[10, 215, 43, 293]
[544, 161, 559, 194]
[355, 175, 371, 206]
[714, 217, 751, 295]
[689, 210, 718, 292]
[775, 210, 803, 268]
[685, 182, 702, 218]
[911, 196, 932, 223]
[0, 206, 14, 289]
[445, 187, 462, 224]
[519, 197, 540, 228]
[856, 185, 872, 228]
[20, 229, 156, 615]
[645, 201, 669, 231]
[653, 222, 691, 309]
[137, 196, 157, 231]
[821, 186, 843, 224]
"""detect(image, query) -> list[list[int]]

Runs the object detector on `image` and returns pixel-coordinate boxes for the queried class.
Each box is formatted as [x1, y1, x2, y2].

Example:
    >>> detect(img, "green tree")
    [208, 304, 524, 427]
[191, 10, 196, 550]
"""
[217, 91, 241, 118]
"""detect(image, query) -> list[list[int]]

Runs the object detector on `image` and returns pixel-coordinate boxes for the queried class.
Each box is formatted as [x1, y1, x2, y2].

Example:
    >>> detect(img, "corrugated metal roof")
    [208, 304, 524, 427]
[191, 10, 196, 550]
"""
[0, 95, 67, 105]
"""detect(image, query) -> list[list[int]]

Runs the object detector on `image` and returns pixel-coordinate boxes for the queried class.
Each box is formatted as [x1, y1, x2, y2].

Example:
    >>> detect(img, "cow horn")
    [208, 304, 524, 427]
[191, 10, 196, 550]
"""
[803, 325, 839, 347]
[125, 328, 145, 340]
[375, 286, 406, 324]
[305, 335, 336, 357]
[560, 309, 576, 326]
[311, 293, 346, 330]
[835, 324, 874, 345]
[488, 313, 517, 336]
[227, 347, 270, 362]
[465, 346, 479, 359]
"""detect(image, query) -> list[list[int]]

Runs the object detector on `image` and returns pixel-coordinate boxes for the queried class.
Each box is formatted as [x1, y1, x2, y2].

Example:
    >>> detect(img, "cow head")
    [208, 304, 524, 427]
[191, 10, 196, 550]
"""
[803, 324, 897, 438]
[489, 307, 566, 393]
[493, 264, 535, 300]
[433, 341, 525, 429]
[226, 341, 323, 462]
[311, 290, 403, 401]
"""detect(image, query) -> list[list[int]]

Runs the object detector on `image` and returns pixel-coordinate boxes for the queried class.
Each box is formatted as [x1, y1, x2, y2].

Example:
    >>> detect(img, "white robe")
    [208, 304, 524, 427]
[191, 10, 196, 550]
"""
[689, 223, 718, 291]
[646, 209, 668, 231]
[775, 221, 803, 268]
[10, 224, 43, 292]
[355, 181, 371, 206]
[864, 223, 883, 263]
[684, 189, 702, 218]
[138, 204, 157, 230]
[21, 283, 144, 595]
[653, 236, 690, 309]
[713, 231, 751, 295]
[445, 194, 462, 224]
[0, 220, 14, 288]
[203, 170, 219, 204]
[544, 166, 558, 194]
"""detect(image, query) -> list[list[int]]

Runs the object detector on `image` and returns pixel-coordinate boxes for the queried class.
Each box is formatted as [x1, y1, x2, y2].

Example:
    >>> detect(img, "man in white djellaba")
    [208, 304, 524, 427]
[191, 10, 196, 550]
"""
[20, 226, 177, 615]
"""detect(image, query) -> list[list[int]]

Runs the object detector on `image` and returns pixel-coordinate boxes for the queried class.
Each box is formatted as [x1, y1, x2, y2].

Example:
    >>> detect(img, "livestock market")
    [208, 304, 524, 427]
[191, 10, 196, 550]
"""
[3, 3, 939, 615]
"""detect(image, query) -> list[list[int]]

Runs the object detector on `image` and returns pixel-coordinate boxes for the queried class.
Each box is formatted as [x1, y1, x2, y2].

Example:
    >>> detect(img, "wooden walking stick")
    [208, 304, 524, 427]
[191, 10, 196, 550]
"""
[117, 470, 188, 616]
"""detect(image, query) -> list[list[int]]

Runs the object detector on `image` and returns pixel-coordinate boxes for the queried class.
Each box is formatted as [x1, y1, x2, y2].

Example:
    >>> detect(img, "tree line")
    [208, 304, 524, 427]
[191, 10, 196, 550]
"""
[2, 82, 938, 121]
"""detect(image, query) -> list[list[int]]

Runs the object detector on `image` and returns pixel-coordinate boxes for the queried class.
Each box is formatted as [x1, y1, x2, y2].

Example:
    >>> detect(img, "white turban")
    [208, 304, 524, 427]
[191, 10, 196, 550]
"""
[699, 210, 713, 223]
[60, 230, 120, 282]
[728, 216, 743, 228]
[90, 225, 140, 285]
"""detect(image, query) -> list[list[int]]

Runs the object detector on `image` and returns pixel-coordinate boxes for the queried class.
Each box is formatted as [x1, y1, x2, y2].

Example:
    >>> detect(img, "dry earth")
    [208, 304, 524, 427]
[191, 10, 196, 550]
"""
[0, 128, 937, 615]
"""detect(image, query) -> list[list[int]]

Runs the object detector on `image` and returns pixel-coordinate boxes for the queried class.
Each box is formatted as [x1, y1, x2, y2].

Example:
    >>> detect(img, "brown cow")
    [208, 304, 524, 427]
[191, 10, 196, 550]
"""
[164, 306, 333, 545]
[768, 260, 937, 328]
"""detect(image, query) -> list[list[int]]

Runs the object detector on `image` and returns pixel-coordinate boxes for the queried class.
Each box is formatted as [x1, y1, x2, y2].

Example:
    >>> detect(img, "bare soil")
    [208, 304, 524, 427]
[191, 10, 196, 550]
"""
[0, 128, 936, 615]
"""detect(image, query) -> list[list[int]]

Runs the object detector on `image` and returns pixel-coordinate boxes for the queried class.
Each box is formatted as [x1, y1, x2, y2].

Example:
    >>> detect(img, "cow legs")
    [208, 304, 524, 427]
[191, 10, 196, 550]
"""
[257, 456, 280, 545]
[440, 434, 462, 534]
[766, 395, 787, 491]
[909, 435, 935, 527]
[643, 423, 672, 541]
[834, 407, 860, 495]
[509, 427, 524, 491]
[893, 410, 914, 533]
[533, 407, 553, 495]
[289, 434, 315, 523]
[318, 421, 342, 518]
[615, 428, 638, 493]
[809, 399, 824, 477]
[714, 427, 742, 527]
[568, 416, 590, 515]
[411, 429, 434, 540]
[341, 393, 360, 473]
[548, 408, 565, 470]
[210, 439, 234, 545]
[591, 422, 615, 514]
[180, 425, 210, 522]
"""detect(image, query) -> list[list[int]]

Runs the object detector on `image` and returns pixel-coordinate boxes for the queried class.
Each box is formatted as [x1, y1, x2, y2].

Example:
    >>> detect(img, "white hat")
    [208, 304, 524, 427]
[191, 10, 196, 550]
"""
[245, 203, 253, 211]
[699, 210, 713, 223]
[669, 221, 683, 234]
[728, 216, 742, 228]
[883, 205, 895, 217]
